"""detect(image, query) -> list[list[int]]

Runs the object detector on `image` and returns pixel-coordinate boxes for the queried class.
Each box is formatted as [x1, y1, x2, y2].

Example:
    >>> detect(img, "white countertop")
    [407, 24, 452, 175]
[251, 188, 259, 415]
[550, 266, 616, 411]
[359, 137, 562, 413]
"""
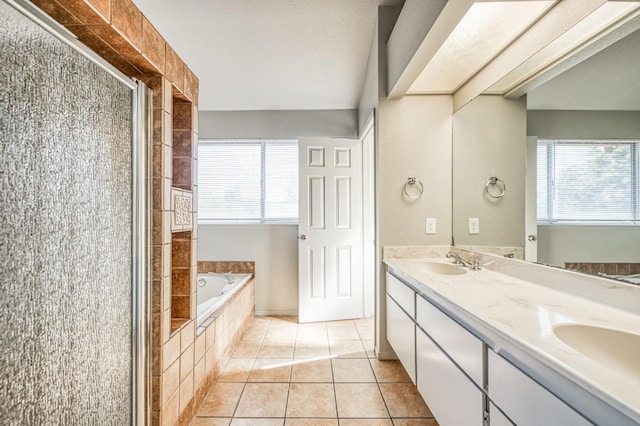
[384, 257, 640, 424]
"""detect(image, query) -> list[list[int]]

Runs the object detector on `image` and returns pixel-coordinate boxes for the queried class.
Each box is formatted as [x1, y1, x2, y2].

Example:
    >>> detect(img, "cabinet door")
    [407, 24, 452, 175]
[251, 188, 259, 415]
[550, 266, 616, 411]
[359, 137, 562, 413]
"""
[386, 295, 416, 383]
[490, 402, 514, 426]
[416, 296, 483, 387]
[416, 329, 483, 426]
[488, 350, 591, 426]
[386, 272, 415, 317]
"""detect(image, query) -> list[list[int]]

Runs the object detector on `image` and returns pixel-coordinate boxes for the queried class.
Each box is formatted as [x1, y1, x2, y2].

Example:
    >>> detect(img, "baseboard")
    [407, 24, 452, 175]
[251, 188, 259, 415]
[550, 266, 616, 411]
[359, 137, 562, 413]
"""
[376, 349, 398, 360]
[255, 310, 298, 316]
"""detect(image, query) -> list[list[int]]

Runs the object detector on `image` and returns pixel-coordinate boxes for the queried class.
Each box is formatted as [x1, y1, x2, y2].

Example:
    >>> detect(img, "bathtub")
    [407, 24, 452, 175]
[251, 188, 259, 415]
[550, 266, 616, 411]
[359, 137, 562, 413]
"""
[196, 273, 253, 325]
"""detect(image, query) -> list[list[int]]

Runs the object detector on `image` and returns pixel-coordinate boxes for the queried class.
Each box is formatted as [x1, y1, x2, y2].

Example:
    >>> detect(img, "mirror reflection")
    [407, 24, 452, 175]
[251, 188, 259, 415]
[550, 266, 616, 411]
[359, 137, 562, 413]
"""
[452, 26, 640, 282]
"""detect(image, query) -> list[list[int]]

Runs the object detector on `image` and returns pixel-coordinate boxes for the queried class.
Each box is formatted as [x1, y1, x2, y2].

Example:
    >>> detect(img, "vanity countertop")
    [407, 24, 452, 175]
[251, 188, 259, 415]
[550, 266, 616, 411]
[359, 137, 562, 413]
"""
[384, 256, 640, 424]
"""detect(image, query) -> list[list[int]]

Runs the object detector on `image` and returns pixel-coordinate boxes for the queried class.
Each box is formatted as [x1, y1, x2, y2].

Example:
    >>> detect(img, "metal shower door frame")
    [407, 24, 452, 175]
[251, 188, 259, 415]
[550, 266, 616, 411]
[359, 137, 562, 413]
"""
[4, 1, 152, 424]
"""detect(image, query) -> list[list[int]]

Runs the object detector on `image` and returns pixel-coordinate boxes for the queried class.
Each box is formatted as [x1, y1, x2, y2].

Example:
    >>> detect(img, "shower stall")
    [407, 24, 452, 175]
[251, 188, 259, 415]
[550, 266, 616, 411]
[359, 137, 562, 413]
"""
[0, 1, 150, 424]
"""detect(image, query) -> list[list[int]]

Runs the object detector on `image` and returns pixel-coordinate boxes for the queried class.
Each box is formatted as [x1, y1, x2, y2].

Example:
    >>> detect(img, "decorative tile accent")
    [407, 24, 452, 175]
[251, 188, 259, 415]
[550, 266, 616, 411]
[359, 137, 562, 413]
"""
[171, 188, 192, 232]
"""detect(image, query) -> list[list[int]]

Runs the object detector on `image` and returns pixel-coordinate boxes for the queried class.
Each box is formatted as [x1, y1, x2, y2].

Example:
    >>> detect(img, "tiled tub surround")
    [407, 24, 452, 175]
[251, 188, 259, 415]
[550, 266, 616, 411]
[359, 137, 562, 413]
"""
[384, 248, 640, 425]
[197, 273, 254, 326]
[173, 276, 255, 426]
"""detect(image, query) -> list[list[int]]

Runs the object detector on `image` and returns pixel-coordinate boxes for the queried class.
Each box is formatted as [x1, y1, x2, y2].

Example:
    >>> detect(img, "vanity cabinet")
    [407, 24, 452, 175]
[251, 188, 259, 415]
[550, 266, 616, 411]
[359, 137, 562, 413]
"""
[415, 294, 484, 426]
[386, 273, 416, 382]
[488, 350, 591, 426]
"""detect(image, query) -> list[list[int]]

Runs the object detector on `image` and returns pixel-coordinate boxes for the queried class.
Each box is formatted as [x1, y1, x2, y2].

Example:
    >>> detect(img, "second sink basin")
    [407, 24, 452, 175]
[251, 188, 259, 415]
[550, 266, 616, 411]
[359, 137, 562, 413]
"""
[408, 261, 467, 276]
[553, 324, 640, 380]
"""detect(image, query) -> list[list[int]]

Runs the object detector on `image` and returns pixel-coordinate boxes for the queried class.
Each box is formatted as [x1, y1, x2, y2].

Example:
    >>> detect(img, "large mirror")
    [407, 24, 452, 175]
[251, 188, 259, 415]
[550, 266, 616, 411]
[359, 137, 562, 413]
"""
[452, 25, 640, 276]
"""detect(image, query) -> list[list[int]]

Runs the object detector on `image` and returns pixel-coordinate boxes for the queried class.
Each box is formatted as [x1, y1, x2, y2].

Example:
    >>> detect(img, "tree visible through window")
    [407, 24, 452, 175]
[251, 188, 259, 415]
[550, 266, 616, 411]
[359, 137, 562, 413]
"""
[198, 140, 298, 222]
[537, 140, 639, 223]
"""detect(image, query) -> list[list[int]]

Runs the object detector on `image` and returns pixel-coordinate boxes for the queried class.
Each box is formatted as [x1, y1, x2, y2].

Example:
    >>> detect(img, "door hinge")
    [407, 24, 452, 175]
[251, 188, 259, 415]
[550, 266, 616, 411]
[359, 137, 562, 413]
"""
[483, 409, 490, 426]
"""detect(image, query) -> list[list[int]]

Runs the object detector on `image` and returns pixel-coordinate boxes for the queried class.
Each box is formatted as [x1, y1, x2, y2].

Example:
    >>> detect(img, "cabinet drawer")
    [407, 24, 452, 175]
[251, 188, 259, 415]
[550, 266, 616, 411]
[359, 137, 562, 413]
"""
[386, 295, 416, 383]
[488, 350, 590, 426]
[416, 296, 483, 387]
[386, 272, 415, 317]
[416, 329, 483, 426]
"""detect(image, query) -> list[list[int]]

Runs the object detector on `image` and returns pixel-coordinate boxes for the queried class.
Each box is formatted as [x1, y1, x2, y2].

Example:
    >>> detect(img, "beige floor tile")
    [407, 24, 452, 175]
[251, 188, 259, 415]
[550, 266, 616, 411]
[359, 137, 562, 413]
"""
[334, 383, 389, 418]
[286, 383, 337, 418]
[190, 418, 231, 426]
[258, 342, 296, 359]
[338, 420, 393, 426]
[294, 341, 331, 359]
[197, 382, 245, 417]
[362, 340, 376, 358]
[248, 358, 293, 382]
[379, 383, 432, 418]
[232, 339, 262, 358]
[368, 359, 411, 383]
[219, 358, 256, 382]
[329, 340, 367, 358]
[327, 321, 360, 340]
[290, 358, 334, 383]
[296, 323, 328, 342]
[332, 359, 376, 383]
[230, 418, 284, 426]
[354, 317, 374, 327]
[285, 419, 338, 426]
[264, 331, 298, 345]
[391, 419, 438, 426]
[235, 383, 289, 418]
[356, 326, 374, 340]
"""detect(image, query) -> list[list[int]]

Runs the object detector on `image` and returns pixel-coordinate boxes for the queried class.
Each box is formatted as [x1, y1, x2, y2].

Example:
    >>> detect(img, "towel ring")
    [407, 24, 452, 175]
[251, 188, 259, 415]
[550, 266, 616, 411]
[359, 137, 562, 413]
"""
[403, 177, 423, 200]
[485, 177, 506, 199]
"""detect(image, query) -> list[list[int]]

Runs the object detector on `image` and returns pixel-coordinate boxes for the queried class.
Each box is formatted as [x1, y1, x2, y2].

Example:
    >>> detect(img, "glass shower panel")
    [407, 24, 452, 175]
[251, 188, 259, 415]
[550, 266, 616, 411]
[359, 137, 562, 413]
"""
[1, 2, 135, 424]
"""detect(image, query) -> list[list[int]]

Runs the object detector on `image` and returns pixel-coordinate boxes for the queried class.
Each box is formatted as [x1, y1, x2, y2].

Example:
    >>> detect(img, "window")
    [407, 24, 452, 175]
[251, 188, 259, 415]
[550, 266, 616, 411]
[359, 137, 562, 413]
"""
[198, 140, 298, 223]
[537, 140, 639, 224]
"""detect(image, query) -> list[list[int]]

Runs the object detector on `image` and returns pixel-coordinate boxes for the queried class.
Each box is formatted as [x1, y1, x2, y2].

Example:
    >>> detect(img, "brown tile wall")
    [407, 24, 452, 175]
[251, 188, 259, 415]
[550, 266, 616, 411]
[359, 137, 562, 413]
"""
[35, 1, 204, 425]
[565, 262, 640, 276]
[198, 261, 256, 275]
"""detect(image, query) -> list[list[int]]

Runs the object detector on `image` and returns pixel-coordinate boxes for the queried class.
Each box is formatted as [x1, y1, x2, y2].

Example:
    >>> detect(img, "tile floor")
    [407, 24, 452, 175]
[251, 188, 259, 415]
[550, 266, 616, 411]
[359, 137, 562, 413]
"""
[191, 316, 438, 426]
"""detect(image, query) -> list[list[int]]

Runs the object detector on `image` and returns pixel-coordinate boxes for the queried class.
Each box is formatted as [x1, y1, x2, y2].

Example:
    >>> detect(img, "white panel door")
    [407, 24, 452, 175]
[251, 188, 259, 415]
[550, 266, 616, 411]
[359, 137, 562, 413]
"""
[298, 138, 363, 323]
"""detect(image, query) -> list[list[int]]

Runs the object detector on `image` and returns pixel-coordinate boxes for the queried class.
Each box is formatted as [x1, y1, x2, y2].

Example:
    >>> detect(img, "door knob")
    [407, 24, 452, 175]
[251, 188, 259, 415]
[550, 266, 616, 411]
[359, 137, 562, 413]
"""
[528, 235, 537, 242]
[299, 234, 307, 240]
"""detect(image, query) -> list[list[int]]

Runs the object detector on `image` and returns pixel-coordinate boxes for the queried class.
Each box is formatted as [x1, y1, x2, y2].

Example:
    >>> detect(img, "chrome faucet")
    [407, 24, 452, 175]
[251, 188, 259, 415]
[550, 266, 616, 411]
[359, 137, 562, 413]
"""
[446, 252, 481, 271]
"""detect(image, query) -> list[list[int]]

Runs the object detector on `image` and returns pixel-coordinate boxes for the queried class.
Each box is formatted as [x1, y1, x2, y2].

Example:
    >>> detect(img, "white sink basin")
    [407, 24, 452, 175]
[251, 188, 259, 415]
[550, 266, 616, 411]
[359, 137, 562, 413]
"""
[408, 261, 467, 276]
[553, 324, 640, 380]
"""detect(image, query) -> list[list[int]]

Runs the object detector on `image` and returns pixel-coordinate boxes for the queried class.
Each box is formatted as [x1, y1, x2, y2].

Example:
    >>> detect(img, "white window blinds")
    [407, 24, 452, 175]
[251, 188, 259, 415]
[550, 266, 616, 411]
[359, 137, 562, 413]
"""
[198, 140, 298, 223]
[537, 140, 639, 223]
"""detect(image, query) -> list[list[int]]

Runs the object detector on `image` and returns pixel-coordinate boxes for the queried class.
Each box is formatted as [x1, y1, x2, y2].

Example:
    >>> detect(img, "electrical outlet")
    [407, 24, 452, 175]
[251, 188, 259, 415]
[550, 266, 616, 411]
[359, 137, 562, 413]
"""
[426, 218, 436, 234]
[469, 217, 480, 234]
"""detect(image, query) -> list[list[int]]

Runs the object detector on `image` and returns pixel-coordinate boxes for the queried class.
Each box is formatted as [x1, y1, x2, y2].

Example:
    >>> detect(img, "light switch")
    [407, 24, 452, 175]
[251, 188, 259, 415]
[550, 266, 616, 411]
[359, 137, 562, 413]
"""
[426, 218, 436, 234]
[469, 218, 480, 234]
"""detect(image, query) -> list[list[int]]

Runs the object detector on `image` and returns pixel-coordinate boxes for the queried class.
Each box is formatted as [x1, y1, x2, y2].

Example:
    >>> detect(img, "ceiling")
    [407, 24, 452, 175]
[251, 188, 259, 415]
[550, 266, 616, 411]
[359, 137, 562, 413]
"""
[526, 27, 640, 111]
[133, 0, 402, 111]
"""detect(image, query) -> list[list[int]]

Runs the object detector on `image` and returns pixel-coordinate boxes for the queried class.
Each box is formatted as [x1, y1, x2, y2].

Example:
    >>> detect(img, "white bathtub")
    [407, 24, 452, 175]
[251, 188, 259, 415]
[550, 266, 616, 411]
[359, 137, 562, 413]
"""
[196, 273, 253, 325]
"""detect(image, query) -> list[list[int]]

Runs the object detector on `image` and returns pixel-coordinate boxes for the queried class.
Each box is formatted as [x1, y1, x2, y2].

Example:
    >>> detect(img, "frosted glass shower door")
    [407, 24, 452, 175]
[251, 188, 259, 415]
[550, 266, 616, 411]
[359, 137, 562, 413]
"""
[0, 1, 148, 424]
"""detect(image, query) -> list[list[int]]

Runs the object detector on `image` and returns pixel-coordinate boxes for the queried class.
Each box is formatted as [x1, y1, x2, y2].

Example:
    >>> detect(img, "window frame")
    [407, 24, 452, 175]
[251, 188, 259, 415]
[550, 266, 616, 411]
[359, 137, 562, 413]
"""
[536, 138, 640, 226]
[197, 139, 299, 225]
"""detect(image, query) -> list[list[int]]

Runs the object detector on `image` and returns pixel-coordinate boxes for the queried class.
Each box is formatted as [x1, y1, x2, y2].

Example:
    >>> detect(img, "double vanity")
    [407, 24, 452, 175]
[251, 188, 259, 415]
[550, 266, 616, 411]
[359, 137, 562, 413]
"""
[384, 248, 640, 426]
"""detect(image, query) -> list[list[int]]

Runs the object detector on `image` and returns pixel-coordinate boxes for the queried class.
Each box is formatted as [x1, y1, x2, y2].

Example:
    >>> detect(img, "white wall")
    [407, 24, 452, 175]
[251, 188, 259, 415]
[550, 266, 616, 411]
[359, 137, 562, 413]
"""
[538, 226, 640, 266]
[197, 109, 360, 315]
[199, 109, 358, 140]
[197, 224, 299, 315]
[378, 95, 453, 246]
[452, 95, 527, 248]
[528, 109, 640, 266]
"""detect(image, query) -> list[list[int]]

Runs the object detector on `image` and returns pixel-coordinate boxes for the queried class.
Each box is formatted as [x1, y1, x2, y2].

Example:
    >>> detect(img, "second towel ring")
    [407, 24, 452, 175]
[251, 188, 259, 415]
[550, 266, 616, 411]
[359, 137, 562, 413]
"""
[485, 176, 506, 199]
[403, 177, 424, 200]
